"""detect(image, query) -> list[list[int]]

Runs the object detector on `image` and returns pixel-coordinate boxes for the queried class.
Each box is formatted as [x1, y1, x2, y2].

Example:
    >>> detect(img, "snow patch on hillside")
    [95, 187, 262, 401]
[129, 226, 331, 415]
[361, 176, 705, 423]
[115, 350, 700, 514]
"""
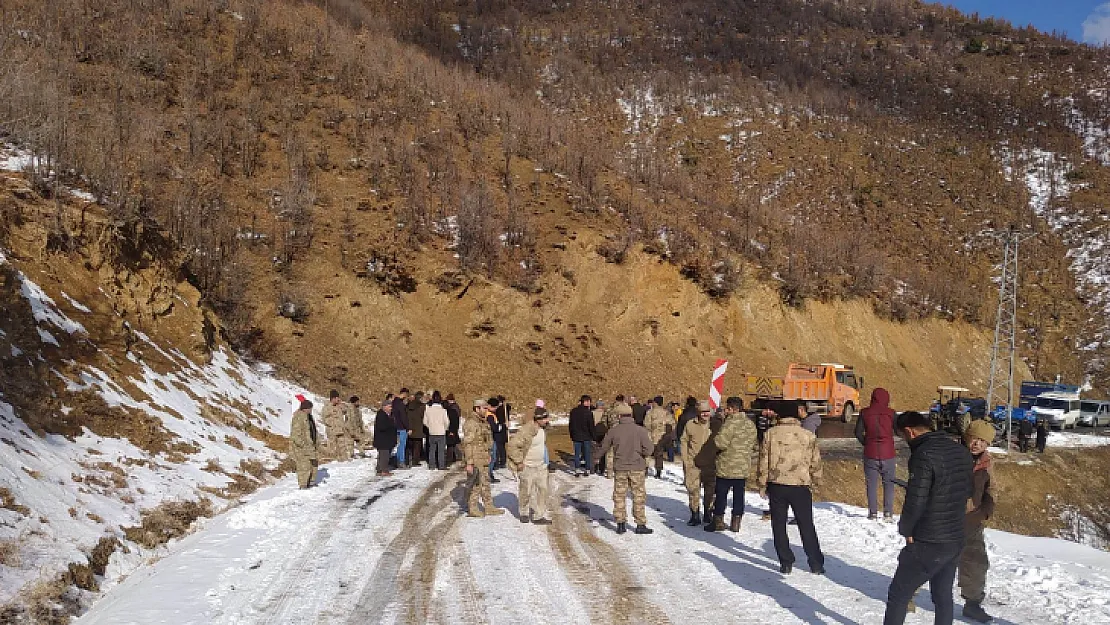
[0, 269, 312, 609]
[1007, 145, 1110, 357]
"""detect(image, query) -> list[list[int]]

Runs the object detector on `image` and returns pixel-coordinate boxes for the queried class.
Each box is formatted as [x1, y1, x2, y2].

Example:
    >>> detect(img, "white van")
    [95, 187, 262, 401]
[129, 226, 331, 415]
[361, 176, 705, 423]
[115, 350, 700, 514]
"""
[1079, 400, 1110, 427]
[1032, 392, 1082, 430]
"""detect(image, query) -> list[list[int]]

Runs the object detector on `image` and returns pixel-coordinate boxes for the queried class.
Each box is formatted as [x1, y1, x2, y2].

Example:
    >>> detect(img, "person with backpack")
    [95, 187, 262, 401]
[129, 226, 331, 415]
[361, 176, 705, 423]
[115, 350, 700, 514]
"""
[856, 388, 898, 521]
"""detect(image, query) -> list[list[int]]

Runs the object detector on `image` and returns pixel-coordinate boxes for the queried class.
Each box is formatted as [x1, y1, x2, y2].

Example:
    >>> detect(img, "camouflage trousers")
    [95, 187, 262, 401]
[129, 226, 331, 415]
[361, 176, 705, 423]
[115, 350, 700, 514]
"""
[684, 463, 716, 513]
[329, 434, 351, 461]
[605, 448, 615, 478]
[613, 470, 647, 525]
[293, 453, 317, 488]
[959, 524, 989, 603]
[466, 467, 495, 513]
[518, 465, 550, 520]
[349, 434, 367, 457]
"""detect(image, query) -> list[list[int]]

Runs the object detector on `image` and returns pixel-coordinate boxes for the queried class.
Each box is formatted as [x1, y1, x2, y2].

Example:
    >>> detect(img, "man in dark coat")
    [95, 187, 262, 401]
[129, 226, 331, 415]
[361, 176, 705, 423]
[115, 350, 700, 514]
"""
[392, 389, 410, 467]
[883, 411, 974, 625]
[405, 391, 426, 467]
[568, 395, 597, 477]
[1035, 416, 1049, 453]
[493, 396, 510, 469]
[630, 396, 648, 427]
[856, 388, 898, 521]
[445, 394, 462, 465]
[373, 401, 398, 476]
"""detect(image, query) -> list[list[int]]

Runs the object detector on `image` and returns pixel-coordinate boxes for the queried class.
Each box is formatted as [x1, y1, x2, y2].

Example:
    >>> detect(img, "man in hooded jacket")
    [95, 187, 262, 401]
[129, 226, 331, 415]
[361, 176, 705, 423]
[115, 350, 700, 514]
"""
[856, 388, 898, 521]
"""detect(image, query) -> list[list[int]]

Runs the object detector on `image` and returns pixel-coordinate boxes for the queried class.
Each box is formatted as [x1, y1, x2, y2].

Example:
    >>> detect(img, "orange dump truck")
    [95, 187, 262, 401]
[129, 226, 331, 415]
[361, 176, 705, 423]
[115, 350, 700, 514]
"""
[744, 363, 864, 423]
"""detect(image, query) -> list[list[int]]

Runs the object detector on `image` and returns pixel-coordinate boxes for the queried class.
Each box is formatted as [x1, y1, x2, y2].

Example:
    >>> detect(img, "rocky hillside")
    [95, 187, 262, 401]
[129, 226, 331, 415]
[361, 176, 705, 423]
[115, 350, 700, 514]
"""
[0, 169, 308, 621]
[0, 0, 1096, 408]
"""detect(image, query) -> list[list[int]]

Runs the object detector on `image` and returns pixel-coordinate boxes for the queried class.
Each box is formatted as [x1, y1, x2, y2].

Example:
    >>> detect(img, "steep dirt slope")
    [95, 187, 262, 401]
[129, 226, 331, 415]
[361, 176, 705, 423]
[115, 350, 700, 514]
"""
[267, 232, 1025, 409]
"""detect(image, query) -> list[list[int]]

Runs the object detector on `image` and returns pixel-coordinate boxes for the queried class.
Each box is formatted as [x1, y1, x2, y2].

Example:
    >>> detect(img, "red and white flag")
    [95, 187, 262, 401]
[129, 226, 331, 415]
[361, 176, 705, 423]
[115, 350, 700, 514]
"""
[708, 359, 728, 410]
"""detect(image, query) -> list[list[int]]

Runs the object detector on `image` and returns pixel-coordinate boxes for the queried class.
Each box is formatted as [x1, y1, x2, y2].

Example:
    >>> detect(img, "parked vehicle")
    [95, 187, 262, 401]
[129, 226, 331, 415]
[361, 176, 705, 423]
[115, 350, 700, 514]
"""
[1019, 380, 1081, 410]
[744, 363, 863, 423]
[1079, 400, 1110, 427]
[1031, 392, 1083, 430]
[930, 387, 988, 434]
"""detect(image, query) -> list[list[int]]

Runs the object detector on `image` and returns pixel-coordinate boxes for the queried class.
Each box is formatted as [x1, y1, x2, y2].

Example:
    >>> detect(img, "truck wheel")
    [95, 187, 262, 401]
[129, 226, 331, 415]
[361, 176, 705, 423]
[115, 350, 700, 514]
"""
[841, 404, 856, 424]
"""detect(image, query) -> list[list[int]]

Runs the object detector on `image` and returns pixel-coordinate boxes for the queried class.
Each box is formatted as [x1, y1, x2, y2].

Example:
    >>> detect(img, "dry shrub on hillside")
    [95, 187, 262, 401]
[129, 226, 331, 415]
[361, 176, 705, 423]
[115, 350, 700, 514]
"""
[123, 499, 213, 549]
[0, 539, 20, 567]
[0, 487, 31, 517]
[63, 390, 177, 454]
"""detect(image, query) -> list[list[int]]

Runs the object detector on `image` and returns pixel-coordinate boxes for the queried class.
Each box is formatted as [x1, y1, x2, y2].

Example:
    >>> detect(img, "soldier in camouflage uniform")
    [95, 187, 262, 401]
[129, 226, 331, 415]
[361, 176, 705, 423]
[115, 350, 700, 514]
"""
[463, 399, 504, 517]
[602, 395, 631, 478]
[598, 407, 655, 534]
[757, 403, 824, 574]
[345, 396, 368, 458]
[289, 397, 319, 489]
[507, 411, 553, 524]
[710, 396, 759, 532]
[643, 396, 672, 478]
[321, 390, 351, 462]
[681, 400, 718, 527]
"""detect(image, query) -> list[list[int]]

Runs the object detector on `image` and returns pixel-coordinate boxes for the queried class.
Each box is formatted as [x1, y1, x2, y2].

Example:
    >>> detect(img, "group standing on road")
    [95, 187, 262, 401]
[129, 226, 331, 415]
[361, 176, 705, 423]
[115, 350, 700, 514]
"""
[289, 384, 1002, 624]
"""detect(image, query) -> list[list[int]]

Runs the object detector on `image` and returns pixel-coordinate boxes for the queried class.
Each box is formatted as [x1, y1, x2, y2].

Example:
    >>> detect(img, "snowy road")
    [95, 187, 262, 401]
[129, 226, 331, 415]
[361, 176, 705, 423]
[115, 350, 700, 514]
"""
[79, 458, 1110, 624]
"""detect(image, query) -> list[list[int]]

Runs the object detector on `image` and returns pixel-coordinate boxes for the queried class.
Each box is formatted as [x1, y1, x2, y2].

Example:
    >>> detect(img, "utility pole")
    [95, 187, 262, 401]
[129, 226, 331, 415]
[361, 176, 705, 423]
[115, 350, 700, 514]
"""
[986, 228, 1037, 447]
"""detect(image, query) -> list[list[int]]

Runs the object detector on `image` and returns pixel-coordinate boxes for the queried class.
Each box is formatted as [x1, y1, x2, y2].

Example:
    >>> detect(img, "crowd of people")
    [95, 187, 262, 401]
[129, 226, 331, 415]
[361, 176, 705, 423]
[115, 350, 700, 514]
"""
[288, 386, 998, 625]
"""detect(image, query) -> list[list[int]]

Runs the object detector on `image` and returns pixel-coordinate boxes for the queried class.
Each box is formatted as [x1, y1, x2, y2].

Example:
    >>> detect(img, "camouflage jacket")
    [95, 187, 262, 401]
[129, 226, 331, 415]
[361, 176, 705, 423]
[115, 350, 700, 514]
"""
[644, 406, 672, 443]
[345, 404, 366, 437]
[757, 417, 822, 488]
[507, 422, 544, 470]
[462, 412, 493, 466]
[681, 418, 717, 471]
[715, 412, 759, 479]
[321, 401, 348, 437]
[289, 409, 319, 460]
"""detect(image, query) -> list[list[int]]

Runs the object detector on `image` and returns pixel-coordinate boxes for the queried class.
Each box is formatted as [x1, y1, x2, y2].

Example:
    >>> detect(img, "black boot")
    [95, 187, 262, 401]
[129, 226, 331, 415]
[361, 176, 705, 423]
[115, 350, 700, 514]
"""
[616, 522, 627, 534]
[780, 563, 792, 575]
[687, 510, 702, 526]
[634, 525, 653, 535]
[963, 601, 993, 623]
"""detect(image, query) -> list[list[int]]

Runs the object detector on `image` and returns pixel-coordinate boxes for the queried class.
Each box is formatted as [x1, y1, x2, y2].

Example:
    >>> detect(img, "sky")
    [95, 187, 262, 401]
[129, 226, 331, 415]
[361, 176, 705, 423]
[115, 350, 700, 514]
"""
[943, 1, 1110, 45]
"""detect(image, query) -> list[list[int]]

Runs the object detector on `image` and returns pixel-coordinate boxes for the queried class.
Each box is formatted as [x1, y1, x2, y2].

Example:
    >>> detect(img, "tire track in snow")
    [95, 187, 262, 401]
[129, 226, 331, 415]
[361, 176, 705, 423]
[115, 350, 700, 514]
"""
[257, 474, 403, 624]
[547, 477, 672, 625]
[349, 469, 487, 625]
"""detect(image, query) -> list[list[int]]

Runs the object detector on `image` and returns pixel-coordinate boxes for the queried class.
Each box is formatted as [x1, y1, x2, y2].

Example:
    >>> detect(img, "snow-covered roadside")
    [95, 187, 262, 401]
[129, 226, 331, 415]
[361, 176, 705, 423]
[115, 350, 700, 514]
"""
[78, 460, 1110, 624]
[0, 249, 317, 609]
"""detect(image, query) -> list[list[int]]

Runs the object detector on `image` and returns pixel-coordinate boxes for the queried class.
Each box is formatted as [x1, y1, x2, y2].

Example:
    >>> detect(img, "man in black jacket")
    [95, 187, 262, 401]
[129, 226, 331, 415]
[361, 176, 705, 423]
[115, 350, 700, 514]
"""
[373, 401, 398, 476]
[884, 411, 973, 625]
[569, 395, 596, 477]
